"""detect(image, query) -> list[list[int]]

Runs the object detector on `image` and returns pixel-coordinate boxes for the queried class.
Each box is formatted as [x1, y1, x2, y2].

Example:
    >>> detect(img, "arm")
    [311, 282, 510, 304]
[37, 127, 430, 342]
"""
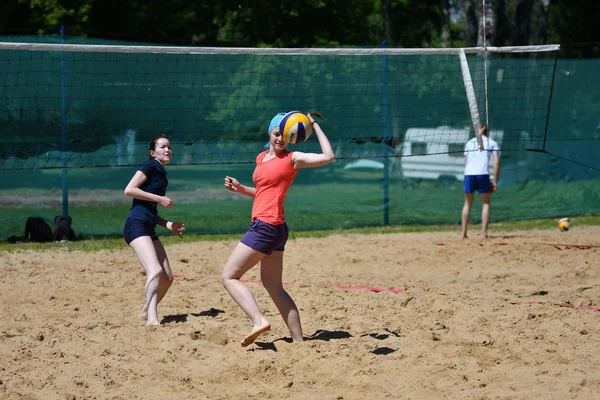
[492, 151, 500, 192]
[224, 176, 256, 198]
[124, 170, 174, 208]
[292, 114, 335, 169]
[156, 215, 185, 238]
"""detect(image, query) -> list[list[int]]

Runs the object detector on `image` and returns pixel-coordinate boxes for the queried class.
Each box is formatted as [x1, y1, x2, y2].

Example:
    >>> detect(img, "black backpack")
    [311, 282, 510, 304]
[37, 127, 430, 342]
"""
[25, 217, 53, 242]
[53, 215, 77, 241]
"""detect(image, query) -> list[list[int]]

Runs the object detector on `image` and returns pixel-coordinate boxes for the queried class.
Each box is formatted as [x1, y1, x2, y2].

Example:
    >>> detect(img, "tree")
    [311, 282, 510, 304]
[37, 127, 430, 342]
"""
[513, 0, 535, 45]
[0, 0, 598, 47]
[12, 0, 93, 36]
[0, 1, 31, 34]
[548, 0, 600, 45]
[384, 0, 443, 47]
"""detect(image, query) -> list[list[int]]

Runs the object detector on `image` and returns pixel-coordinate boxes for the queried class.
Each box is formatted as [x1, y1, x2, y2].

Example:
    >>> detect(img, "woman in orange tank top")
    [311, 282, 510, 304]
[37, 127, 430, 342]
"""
[222, 111, 335, 347]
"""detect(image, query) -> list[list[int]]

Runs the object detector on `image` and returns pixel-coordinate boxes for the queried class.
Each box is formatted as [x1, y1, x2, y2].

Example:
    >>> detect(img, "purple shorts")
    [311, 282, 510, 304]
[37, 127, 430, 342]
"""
[464, 175, 492, 194]
[240, 219, 289, 255]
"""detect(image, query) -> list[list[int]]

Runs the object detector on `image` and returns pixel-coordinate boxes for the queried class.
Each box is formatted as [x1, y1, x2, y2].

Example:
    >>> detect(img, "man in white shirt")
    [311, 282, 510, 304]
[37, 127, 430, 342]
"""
[460, 124, 500, 239]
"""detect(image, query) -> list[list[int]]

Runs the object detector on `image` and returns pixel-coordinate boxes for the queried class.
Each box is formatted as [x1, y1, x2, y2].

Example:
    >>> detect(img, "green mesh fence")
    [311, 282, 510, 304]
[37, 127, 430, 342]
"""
[0, 37, 599, 238]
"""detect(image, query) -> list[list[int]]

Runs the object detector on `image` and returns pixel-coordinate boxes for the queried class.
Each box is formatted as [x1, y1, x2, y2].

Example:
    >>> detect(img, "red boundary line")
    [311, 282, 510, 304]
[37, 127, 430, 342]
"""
[508, 301, 600, 312]
[532, 243, 600, 249]
[435, 241, 600, 248]
[3, 267, 598, 312]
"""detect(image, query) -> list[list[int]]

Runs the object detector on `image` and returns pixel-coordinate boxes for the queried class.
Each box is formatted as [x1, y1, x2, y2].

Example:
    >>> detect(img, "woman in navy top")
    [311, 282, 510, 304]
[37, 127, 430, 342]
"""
[124, 134, 185, 326]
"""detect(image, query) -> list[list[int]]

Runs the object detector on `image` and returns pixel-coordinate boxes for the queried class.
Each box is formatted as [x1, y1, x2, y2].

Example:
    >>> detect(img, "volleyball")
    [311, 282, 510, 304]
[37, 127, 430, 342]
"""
[279, 111, 312, 144]
[557, 218, 571, 232]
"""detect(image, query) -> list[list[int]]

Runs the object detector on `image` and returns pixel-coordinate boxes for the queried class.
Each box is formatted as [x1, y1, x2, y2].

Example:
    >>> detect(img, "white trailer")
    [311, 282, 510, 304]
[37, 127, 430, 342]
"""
[398, 126, 503, 181]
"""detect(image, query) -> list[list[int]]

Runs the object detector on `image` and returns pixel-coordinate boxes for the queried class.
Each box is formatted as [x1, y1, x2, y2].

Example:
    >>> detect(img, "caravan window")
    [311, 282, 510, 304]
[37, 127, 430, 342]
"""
[411, 141, 427, 155]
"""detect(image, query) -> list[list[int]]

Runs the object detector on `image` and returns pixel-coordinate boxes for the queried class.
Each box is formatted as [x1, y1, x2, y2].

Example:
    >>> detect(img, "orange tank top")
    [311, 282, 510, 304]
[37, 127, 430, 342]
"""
[251, 150, 298, 225]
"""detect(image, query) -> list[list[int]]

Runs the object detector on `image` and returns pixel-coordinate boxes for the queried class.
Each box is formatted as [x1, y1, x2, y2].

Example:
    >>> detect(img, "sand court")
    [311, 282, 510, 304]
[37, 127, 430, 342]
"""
[1, 227, 599, 399]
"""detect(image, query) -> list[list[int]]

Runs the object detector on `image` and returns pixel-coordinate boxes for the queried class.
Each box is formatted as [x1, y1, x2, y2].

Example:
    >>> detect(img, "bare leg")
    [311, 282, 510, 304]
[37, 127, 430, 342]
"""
[480, 192, 492, 239]
[221, 242, 271, 346]
[129, 236, 168, 326]
[138, 240, 173, 320]
[261, 251, 303, 343]
[460, 192, 474, 239]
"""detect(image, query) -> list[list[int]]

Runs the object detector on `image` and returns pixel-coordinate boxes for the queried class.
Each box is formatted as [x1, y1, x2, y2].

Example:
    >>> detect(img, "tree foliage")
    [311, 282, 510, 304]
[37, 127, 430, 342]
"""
[0, 0, 597, 47]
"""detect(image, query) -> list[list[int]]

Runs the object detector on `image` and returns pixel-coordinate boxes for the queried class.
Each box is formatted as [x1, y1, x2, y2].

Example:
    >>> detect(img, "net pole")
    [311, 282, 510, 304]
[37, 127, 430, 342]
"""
[483, 0, 489, 128]
[60, 25, 69, 217]
[382, 40, 390, 226]
[459, 49, 484, 151]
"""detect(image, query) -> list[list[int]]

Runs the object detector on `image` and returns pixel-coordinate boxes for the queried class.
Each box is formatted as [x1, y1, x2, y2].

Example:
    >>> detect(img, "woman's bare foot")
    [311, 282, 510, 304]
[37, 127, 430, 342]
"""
[241, 323, 271, 347]
[146, 319, 160, 326]
[138, 309, 148, 320]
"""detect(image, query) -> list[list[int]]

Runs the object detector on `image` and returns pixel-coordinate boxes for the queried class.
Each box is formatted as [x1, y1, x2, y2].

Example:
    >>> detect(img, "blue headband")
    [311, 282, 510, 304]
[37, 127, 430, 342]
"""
[268, 113, 286, 135]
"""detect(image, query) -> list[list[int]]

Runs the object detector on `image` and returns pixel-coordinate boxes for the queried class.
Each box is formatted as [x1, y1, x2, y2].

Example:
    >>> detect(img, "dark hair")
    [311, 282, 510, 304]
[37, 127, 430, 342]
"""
[479, 124, 490, 136]
[309, 111, 325, 121]
[148, 134, 170, 160]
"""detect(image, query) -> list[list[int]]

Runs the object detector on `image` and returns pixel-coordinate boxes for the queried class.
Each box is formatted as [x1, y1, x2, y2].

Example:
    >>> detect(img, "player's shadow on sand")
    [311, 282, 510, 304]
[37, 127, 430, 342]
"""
[256, 330, 397, 355]
[307, 329, 353, 341]
[274, 329, 353, 345]
[252, 329, 353, 352]
[160, 307, 224, 324]
[371, 347, 396, 355]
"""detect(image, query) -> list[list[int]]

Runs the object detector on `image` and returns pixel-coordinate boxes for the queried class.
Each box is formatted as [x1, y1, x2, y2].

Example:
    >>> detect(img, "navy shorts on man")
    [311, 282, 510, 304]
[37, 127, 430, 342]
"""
[464, 174, 493, 194]
[123, 218, 159, 244]
[240, 219, 289, 255]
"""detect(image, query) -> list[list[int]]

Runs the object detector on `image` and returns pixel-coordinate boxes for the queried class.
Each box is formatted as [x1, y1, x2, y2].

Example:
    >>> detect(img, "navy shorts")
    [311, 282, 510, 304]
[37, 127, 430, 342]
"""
[123, 218, 159, 244]
[240, 219, 289, 255]
[464, 175, 492, 194]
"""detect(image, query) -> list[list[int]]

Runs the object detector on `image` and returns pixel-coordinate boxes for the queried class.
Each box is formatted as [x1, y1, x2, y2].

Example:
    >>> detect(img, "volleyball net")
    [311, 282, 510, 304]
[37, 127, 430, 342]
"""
[0, 40, 560, 169]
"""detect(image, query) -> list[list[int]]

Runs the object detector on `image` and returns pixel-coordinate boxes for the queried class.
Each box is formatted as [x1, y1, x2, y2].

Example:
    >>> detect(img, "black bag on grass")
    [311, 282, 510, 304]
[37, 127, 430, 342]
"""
[25, 217, 53, 242]
[53, 215, 77, 241]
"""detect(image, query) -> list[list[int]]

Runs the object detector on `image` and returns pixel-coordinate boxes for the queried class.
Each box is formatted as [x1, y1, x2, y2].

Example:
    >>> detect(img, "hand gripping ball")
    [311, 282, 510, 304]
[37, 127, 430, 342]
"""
[279, 111, 313, 144]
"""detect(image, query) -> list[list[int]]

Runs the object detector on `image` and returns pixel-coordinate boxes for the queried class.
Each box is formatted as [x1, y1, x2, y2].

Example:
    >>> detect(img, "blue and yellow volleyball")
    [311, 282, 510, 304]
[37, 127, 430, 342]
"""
[279, 111, 312, 144]
[557, 218, 571, 232]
